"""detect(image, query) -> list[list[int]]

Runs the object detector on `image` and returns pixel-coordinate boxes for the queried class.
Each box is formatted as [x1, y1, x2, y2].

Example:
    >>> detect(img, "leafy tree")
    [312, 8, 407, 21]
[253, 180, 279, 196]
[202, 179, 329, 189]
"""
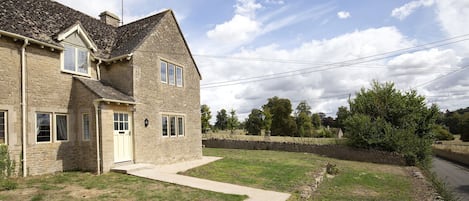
[200, 104, 212, 133]
[227, 109, 239, 134]
[336, 106, 350, 129]
[322, 116, 335, 128]
[245, 109, 264, 135]
[433, 125, 454, 141]
[295, 101, 312, 116]
[263, 108, 272, 135]
[344, 81, 439, 166]
[296, 111, 313, 137]
[215, 109, 228, 130]
[263, 96, 297, 136]
[311, 113, 321, 128]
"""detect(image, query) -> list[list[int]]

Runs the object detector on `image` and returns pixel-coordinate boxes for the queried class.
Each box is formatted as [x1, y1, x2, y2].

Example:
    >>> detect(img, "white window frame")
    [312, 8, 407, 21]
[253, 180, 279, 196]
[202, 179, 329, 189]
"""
[177, 117, 185, 136]
[160, 61, 168, 83]
[82, 113, 90, 141]
[36, 112, 52, 143]
[176, 66, 183, 87]
[55, 114, 69, 142]
[161, 114, 185, 138]
[168, 64, 175, 86]
[61, 43, 90, 76]
[0, 111, 7, 145]
[162, 116, 169, 137]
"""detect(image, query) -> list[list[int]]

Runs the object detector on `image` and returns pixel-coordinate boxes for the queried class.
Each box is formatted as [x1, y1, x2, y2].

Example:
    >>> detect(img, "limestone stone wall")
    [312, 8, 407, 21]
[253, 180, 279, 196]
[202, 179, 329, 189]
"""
[203, 139, 407, 166]
[0, 37, 23, 173]
[130, 12, 202, 165]
[0, 36, 101, 175]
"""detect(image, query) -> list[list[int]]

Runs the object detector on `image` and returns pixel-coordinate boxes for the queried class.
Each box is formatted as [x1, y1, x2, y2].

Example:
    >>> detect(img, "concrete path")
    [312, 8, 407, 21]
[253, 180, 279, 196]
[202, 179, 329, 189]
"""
[112, 157, 291, 201]
[432, 157, 469, 201]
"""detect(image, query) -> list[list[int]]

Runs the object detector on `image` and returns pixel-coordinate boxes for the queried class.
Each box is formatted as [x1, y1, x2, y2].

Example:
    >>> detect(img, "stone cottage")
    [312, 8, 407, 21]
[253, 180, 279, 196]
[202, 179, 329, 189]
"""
[0, 0, 202, 176]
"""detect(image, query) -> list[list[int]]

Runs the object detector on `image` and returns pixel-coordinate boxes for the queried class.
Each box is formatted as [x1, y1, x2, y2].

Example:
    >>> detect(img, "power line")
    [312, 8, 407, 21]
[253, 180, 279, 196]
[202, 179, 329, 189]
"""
[200, 37, 469, 88]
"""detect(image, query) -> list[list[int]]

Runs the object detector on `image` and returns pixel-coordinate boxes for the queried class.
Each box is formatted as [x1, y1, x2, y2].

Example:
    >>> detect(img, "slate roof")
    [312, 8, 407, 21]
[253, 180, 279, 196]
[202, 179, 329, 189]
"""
[0, 0, 168, 58]
[75, 77, 135, 103]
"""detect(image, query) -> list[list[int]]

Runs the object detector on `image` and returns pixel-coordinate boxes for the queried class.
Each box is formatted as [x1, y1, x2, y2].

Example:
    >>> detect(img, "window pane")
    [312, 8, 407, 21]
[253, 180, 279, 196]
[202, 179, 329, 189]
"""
[119, 113, 124, 121]
[64, 45, 75, 71]
[119, 122, 124, 130]
[176, 67, 183, 87]
[162, 116, 168, 136]
[114, 113, 118, 121]
[36, 113, 51, 142]
[178, 117, 184, 136]
[124, 122, 128, 130]
[56, 115, 68, 141]
[124, 114, 128, 121]
[0, 112, 5, 144]
[161, 61, 167, 83]
[114, 122, 119, 131]
[170, 117, 176, 136]
[77, 49, 88, 74]
[168, 64, 175, 85]
[83, 114, 90, 140]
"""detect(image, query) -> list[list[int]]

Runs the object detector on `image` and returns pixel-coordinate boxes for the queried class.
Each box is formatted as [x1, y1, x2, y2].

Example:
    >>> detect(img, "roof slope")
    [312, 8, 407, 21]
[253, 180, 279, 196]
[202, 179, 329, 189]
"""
[75, 77, 135, 103]
[0, 0, 166, 58]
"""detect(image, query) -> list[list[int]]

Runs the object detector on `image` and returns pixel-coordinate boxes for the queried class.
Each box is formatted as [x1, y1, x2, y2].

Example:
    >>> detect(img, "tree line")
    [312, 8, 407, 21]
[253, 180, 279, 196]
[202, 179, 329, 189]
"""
[201, 98, 337, 137]
[202, 81, 468, 166]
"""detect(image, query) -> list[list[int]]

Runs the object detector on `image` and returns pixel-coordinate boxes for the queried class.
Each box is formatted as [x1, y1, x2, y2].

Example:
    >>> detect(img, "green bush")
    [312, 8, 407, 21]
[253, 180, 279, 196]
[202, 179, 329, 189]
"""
[1, 179, 18, 190]
[433, 125, 454, 141]
[343, 81, 438, 167]
[0, 145, 15, 178]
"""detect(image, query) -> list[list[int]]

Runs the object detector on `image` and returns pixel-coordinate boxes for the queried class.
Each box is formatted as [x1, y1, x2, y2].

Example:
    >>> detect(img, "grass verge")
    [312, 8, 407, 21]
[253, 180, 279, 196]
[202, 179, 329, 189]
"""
[183, 148, 423, 200]
[0, 171, 247, 201]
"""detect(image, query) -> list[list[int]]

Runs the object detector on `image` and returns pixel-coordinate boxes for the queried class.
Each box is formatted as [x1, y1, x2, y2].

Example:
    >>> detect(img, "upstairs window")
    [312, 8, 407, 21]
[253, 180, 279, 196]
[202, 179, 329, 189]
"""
[168, 64, 175, 85]
[160, 61, 167, 83]
[176, 67, 183, 87]
[160, 60, 183, 88]
[64, 44, 88, 74]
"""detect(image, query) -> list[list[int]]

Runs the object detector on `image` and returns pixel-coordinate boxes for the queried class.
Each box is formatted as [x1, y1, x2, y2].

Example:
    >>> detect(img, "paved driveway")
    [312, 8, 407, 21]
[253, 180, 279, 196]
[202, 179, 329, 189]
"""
[112, 157, 291, 201]
[432, 157, 469, 201]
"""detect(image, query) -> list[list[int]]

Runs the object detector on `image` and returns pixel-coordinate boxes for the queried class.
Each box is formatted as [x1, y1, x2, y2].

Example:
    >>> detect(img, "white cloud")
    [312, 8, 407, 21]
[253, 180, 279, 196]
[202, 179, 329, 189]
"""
[435, 0, 469, 53]
[202, 0, 334, 54]
[200, 26, 464, 119]
[391, 0, 434, 20]
[337, 11, 351, 19]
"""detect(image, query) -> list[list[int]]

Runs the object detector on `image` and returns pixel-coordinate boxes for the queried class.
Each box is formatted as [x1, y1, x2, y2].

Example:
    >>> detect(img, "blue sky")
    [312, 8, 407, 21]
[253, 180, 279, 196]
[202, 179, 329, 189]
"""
[57, 0, 469, 119]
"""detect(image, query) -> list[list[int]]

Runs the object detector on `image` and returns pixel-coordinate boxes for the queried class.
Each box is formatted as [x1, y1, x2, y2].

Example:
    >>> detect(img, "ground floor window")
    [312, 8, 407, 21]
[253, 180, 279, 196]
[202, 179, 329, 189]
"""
[0, 111, 6, 144]
[56, 114, 68, 141]
[162, 114, 184, 137]
[83, 114, 90, 141]
[36, 113, 51, 143]
[162, 116, 168, 137]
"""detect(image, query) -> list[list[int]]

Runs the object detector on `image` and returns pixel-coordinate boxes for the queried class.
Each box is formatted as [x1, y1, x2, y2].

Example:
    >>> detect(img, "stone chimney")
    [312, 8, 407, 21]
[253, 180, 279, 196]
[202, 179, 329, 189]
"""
[99, 11, 120, 27]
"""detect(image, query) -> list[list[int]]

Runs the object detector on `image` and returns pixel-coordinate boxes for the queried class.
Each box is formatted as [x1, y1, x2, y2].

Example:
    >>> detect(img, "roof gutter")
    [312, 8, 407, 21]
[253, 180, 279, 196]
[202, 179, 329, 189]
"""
[0, 30, 63, 51]
[98, 98, 136, 105]
[91, 53, 133, 64]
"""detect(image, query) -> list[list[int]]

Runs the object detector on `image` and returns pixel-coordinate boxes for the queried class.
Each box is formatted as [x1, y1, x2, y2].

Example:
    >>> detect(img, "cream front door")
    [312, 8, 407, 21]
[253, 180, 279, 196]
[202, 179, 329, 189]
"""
[113, 112, 132, 162]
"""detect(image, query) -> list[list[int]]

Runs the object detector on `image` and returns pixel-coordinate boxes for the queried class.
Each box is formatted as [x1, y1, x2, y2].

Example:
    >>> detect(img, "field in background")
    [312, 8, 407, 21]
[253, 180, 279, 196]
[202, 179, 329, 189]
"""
[203, 130, 344, 145]
[433, 135, 469, 154]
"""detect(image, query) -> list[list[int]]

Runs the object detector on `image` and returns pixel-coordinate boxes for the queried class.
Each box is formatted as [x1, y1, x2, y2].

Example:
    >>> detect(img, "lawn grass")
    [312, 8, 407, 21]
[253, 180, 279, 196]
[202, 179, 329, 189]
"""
[0, 171, 247, 201]
[183, 148, 419, 201]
